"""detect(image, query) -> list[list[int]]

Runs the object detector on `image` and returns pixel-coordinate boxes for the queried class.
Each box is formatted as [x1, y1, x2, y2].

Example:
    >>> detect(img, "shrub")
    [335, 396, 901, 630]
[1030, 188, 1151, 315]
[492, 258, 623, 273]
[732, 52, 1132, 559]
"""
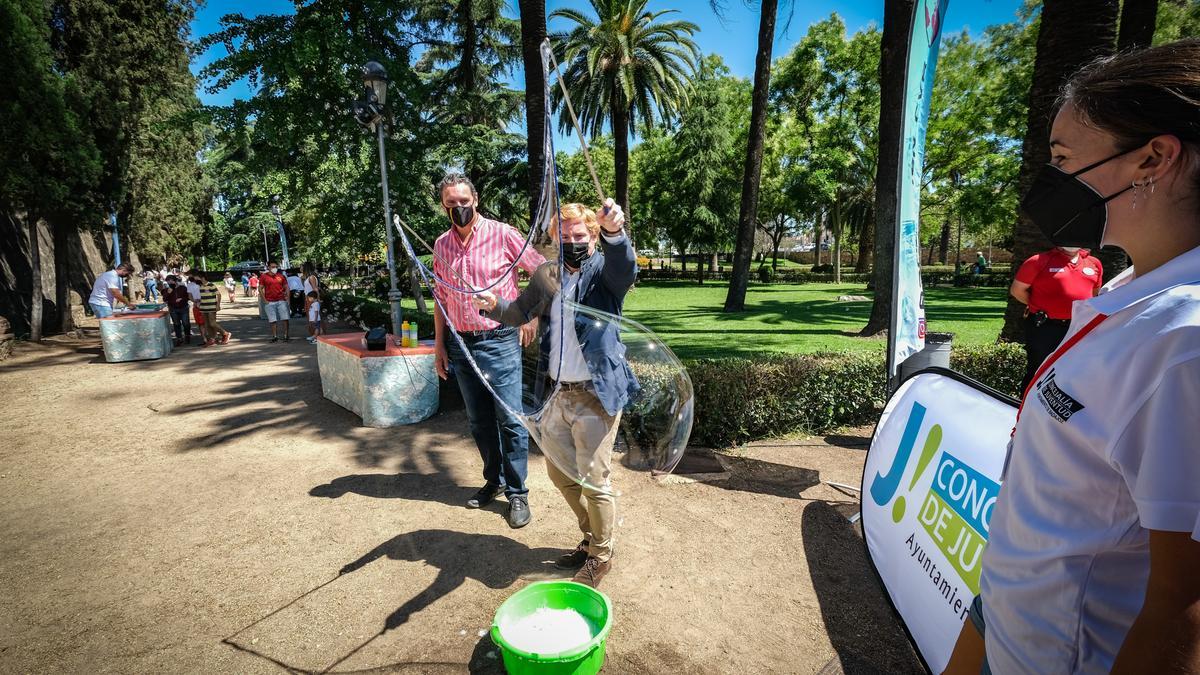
[756, 265, 775, 283]
[811, 263, 835, 274]
[683, 352, 886, 448]
[949, 342, 1026, 400]
[323, 289, 435, 338]
[677, 342, 1027, 448]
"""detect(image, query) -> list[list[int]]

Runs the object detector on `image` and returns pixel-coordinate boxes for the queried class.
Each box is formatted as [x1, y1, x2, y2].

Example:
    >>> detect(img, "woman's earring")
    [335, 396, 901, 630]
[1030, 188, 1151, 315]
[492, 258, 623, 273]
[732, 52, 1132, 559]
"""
[1132, 179, 1142, 210]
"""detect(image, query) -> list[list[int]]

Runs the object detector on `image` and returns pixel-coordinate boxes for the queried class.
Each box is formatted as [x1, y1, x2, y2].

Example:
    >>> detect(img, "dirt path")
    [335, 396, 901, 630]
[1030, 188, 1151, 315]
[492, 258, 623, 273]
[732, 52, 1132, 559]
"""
[0, 302, 921, 674]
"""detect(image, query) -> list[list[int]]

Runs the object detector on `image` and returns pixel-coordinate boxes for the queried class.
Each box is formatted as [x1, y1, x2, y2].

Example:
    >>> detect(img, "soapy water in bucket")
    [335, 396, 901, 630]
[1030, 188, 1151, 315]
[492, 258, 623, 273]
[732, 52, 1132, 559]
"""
[387, 42, 692, 495]
[499, 607, 596, 654]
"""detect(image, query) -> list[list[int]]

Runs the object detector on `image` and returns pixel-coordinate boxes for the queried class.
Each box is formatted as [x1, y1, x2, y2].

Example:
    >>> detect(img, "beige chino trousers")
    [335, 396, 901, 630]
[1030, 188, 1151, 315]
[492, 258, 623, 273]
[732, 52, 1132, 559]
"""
[539, 388, 621, 562]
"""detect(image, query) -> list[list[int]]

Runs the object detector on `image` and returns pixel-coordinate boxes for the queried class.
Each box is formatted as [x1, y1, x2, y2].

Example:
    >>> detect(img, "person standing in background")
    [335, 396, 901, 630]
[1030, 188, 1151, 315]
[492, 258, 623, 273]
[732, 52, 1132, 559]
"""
[186, 271, 204, 334]
[88, 262, 136, 318]
[249, 272, 259, 297]
[223, 272, 237, 304]
[163, 275, 192, 346]
[301, 262, 320, 316]
[195, 273, 231, 347]
[259, 262, 291, 342]
[286, 269, 305, 317]
[143, 269, 159, 303]
[1010, 246, 1103, 391]
[241, 272, 250, 297]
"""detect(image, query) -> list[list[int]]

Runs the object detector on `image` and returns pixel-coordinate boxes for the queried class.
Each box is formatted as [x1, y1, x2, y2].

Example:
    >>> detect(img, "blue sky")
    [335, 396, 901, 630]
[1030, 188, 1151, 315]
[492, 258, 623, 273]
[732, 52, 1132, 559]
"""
[191, 0, 1026, 147]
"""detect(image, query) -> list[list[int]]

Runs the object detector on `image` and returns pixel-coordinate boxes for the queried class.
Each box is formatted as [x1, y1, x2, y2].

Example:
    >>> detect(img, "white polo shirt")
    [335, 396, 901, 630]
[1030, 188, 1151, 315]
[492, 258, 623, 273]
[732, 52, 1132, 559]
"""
[981, 244, 1200, 673]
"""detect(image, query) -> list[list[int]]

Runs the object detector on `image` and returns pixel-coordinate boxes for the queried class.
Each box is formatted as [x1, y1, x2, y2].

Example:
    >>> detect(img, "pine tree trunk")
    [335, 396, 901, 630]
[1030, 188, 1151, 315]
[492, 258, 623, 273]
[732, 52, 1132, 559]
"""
[518, 0, 547, 222]
[862, 0, 914, 336]
[54, 219, 71, 333]
[723, 0, 778, 312]
[855, 209, 873, 272]
[28, 213, 42, 341]
[1001, 0, 1120, 342]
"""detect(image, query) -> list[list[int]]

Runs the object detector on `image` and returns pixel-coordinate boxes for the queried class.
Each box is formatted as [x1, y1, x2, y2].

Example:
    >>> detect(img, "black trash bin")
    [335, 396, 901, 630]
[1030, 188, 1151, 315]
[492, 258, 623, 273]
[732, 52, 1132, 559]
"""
[899, 332, 954, 382]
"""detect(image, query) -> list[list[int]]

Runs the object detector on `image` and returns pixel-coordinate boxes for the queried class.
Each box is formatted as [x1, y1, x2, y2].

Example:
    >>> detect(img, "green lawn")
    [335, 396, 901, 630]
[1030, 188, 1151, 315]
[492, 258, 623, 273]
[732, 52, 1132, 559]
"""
[622, 281, 1008, 360]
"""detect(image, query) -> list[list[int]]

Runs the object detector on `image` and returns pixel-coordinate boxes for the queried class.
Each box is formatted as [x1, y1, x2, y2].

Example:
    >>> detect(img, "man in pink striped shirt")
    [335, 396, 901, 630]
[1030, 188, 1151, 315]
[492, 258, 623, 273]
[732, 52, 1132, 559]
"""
[433, 172, 545, 529]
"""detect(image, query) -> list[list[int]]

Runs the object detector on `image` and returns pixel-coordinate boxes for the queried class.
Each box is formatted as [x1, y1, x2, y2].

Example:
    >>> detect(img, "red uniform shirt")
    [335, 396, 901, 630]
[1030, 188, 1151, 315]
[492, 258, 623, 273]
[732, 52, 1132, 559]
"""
[259, 272, 288, 302]
[1015, 248, 1104, 320]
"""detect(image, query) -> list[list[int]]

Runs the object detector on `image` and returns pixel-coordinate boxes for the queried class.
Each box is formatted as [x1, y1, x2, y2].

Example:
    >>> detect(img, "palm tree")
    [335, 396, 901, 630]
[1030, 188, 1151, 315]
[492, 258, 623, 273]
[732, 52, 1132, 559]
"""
[1000, 0, 1119, 342]
[550, 0, 700, 235]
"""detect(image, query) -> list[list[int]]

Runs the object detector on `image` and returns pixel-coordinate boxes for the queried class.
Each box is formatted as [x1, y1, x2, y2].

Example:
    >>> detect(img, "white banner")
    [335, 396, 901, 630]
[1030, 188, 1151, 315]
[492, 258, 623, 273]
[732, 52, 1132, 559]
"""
[861, 370, 1016, 672]
[891, 0, 950, 372]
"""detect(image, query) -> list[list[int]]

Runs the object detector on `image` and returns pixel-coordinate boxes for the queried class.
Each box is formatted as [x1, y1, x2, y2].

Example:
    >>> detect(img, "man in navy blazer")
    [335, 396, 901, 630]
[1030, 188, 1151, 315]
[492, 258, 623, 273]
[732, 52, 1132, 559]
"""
[473, 198, 637, 588]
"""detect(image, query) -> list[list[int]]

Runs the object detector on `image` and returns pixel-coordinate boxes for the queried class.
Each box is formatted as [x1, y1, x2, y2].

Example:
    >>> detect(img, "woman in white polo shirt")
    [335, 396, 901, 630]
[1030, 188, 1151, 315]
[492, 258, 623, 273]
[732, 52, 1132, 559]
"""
[944, 40, 1200, 674]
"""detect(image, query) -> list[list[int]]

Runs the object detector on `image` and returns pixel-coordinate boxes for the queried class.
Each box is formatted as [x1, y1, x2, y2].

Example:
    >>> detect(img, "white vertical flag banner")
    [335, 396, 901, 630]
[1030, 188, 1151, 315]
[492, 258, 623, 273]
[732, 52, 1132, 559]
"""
[861, 369, 1017, 672]
[891, 0, 949, 373]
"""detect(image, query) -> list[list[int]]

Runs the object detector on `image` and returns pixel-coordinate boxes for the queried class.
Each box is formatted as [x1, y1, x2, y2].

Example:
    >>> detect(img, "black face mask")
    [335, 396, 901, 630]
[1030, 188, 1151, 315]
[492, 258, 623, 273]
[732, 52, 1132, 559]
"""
[1020, 150, 1136, 249]
[561, 242, 591, 269]
[449, 205, 474, 228]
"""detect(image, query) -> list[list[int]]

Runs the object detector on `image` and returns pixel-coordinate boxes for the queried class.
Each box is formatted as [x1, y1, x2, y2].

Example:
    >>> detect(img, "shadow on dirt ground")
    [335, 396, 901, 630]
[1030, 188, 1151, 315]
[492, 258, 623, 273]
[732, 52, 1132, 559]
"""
[223, 529, 567, 674]
[803, 501, 924, 674]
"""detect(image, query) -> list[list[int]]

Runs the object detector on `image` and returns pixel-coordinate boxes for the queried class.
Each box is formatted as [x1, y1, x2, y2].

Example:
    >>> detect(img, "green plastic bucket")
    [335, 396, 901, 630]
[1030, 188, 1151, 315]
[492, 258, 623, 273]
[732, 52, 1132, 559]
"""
[491, 581, 613, 675]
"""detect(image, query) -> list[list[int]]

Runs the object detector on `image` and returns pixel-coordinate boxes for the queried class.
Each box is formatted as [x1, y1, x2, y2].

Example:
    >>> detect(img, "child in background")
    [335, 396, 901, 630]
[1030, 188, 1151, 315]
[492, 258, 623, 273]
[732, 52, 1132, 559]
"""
[306, 291, 322, 344]
[223, 272, 237, 303]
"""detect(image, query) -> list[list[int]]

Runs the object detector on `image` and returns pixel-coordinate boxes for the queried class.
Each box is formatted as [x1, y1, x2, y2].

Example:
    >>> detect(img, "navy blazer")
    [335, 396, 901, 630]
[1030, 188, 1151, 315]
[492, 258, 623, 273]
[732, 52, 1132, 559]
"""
[484, 233, 640, 416]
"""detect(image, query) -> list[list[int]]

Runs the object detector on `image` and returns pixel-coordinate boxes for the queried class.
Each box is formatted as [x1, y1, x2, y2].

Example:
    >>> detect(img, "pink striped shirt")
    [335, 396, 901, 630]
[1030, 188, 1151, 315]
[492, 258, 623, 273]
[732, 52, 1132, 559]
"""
[432, 217, 546, 332]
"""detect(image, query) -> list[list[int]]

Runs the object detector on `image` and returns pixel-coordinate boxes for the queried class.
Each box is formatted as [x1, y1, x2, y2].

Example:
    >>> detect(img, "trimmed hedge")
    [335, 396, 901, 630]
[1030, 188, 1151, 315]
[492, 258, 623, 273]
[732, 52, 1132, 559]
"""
[682, 342, 1026, 448]
[948, 342, 1026, 400]
[636, 266, 1008, 287]
[683, 352, 886, 448]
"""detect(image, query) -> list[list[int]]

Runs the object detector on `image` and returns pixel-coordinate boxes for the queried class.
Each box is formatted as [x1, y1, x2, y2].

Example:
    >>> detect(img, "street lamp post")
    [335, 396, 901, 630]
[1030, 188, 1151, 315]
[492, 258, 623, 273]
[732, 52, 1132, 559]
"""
[354, 61, 404, 335]
[260, 219, 271, 264]
[270, 196, 292, 269]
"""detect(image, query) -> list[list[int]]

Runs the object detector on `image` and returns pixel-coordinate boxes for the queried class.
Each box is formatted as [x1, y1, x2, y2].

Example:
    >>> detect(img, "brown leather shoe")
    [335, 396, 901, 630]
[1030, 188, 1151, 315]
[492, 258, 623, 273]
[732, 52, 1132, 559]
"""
[572, 556, 611, 588]
[555, 541, 590, 570]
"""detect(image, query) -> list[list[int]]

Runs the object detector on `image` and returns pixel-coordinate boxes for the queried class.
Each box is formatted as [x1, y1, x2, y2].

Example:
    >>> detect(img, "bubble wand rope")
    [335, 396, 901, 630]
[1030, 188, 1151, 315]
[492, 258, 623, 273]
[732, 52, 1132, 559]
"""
[543, 38, 606, 206]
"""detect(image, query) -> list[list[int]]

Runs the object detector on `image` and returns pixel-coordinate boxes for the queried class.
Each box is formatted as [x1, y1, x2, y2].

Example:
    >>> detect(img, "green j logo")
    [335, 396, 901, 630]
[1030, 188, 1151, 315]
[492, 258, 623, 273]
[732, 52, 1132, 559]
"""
[892, 423, 942, 523]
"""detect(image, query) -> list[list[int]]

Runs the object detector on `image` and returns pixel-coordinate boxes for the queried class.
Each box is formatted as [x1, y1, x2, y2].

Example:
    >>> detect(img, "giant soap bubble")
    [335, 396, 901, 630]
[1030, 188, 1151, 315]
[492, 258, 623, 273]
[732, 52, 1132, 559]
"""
[389, 40, 692, 495]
